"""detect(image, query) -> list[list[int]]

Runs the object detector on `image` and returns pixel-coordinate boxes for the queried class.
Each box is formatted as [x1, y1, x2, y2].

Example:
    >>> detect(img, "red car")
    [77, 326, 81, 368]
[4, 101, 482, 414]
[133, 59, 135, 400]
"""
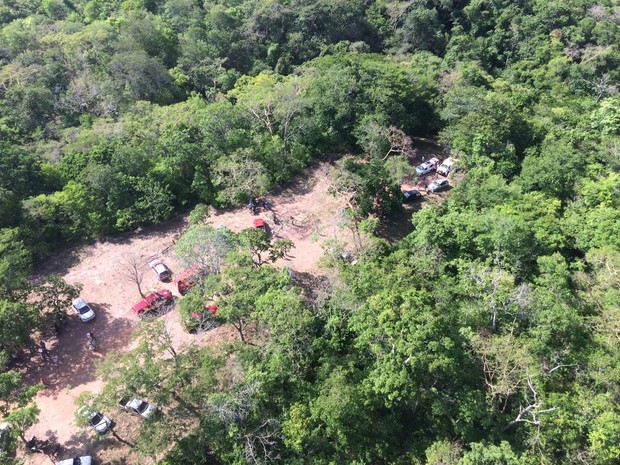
[253, 218, 266, 231]
[132, 289, 173, 319]
[176, 266, 206, 295]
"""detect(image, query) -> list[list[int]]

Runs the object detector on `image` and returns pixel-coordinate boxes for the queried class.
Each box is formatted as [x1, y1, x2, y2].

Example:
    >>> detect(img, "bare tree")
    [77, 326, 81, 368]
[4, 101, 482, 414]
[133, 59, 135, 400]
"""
[244, 419, 281, 465]
[119, 254, 146, 298]
[467, 265, 531, 332]
[208, 383, 260, 426]
[502, 373, 559, 444]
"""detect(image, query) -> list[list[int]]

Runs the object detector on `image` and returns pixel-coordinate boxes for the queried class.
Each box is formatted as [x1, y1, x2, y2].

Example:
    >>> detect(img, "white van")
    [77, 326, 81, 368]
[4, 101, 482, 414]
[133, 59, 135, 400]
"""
[437, 158, 456, 176]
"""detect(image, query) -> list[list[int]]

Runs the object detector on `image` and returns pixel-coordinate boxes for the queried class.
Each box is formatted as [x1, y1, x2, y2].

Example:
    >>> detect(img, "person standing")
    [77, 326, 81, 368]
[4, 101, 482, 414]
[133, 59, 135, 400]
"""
[39, 340, 51, 360]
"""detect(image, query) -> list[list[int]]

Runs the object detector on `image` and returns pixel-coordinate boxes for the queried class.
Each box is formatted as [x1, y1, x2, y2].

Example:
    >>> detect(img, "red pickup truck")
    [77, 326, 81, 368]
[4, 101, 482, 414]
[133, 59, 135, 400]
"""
[132, 289, 173, 319]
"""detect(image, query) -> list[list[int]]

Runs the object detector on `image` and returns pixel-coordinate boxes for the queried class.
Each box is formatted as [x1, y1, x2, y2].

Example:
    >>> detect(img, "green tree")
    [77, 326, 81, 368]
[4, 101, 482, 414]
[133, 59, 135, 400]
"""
[458, 441, 521, 465]
[32, 275, 82, 326]
[0, 229, 32, 302]
[0, 301, 39, 365]
[202, 252, 290, 343]
[175, 224, 235, 274]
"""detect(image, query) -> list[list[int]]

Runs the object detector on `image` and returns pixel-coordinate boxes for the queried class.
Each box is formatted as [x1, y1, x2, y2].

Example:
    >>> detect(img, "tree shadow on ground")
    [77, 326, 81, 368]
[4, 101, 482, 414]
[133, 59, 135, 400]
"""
[20, 303, 134, 396]
[291, 271, 330, 302]
[57, 427, 130, 464]
[375, 206, 417, 243]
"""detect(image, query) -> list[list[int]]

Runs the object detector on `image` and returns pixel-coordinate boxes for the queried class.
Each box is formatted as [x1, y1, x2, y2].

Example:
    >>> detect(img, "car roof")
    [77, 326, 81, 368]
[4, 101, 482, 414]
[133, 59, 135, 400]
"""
[132, 300, 149, 312]
[253, 218, 265, 227]
[128, 398, 143, 408]
[72, 298, 88, 307]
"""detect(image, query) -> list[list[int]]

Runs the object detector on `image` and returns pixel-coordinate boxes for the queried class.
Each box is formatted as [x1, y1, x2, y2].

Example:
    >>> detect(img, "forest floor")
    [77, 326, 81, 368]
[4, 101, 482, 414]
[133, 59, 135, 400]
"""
[16, 139, 448, 465]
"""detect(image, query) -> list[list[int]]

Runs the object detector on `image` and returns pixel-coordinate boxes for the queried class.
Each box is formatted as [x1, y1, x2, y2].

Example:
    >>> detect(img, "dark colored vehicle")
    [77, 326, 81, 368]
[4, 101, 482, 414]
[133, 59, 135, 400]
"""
[56, 455, 92, 465]
[403, 190, 422, 202]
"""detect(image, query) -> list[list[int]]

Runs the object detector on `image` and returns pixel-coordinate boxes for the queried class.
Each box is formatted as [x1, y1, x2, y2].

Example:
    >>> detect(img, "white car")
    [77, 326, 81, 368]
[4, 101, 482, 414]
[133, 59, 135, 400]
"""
[436, 157, 456, 176]
[415, 157, 439, 175]
[71, 298, 95, 322]
[149, 259, 171, 281]
[0, 423, 10, 455]
[78, 407, 112, 434]
[427, 178, 450, 193]
[119, 397, 158, 420]
[56, 456, 92, 465]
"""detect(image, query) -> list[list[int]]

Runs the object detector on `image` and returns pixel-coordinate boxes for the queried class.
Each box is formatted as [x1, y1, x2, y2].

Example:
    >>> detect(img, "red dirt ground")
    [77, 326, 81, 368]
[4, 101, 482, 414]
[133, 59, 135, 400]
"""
[17, 141, 448, 464]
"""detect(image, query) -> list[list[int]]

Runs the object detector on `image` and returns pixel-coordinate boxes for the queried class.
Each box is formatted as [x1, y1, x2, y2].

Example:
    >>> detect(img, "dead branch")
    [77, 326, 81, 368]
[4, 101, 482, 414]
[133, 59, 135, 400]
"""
[502, 373, 559, 434]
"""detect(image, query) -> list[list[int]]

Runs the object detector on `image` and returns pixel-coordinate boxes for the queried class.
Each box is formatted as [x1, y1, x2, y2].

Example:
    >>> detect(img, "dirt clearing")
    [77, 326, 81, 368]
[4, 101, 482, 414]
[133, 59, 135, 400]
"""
[17, 141, 447, 464]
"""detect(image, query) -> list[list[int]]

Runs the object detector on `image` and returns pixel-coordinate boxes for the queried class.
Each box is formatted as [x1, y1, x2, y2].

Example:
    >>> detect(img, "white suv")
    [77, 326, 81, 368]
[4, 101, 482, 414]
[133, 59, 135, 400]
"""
[427, 178, 449, 193]
[437, 158, 456, 176]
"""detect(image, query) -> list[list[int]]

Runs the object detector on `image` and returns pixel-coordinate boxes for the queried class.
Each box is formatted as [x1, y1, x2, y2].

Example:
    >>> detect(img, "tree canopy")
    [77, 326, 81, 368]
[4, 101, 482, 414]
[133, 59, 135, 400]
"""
[2, 0, 620, 463]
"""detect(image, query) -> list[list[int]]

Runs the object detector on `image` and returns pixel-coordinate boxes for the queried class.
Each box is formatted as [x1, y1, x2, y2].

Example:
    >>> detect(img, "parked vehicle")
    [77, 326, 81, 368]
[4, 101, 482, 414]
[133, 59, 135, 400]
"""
[436, 158, 456, 176]
[78, 407, 112, 434]
[415, 157, 439, 175]
[184, 304, 218, 333]
[253, 218, 266, 231]
[427, 178, 450, 193]
[71, 298, 95, 323]
[25, 436, 52, 454]
[56, 455, 92, 465]
[176, 266, 205, 296]
[0, 423, 11, 455]
[403, 189, 422, 202]
[119, 397, 157, 419]
[149, 259, 172, 282]
[131, 289, 173, 319]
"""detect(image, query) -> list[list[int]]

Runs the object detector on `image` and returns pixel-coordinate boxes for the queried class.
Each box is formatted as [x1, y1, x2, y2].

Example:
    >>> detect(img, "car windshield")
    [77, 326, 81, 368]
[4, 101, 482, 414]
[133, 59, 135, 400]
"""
[137, 401, 149, 413]
[90, 413, 102, 424]
[77, 305, 91, 315]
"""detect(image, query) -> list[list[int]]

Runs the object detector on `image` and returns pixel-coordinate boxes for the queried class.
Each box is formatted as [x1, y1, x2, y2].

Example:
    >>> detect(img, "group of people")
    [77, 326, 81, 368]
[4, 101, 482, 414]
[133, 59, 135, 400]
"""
[247, 197, 272, 215]
[38, 330, 98, 362]
[86, 330, 97, 350]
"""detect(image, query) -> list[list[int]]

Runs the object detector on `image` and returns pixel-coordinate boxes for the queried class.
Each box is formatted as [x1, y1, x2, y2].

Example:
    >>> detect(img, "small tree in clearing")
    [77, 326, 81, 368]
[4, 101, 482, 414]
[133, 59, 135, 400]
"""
[119, 254, 146, 298]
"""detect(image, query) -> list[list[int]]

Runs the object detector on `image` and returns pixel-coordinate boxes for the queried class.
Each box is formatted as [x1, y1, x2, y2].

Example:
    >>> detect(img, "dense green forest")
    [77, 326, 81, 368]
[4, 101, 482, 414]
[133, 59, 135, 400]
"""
[1, 0, 620, 463]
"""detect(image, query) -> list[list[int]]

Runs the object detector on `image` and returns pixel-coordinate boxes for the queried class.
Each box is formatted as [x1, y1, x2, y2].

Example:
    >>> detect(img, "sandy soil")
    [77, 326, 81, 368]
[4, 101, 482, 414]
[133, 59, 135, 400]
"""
[16, 141, 448, 464]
